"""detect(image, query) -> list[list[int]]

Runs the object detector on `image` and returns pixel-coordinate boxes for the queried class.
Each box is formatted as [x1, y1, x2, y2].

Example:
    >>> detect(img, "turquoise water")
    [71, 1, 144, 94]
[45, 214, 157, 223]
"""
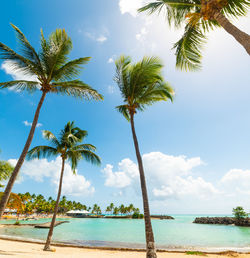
[1, 215, 250, 250]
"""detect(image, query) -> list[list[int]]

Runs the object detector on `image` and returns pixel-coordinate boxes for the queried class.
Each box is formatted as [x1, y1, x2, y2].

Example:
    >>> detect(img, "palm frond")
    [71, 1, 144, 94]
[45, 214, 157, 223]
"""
[27, 146, 58, 160]
[173, 23, 206, 71]
[138, 0, 201, 28]
[39, 29, 72, 80]
[114, 56, 132, 100]
[42, 130, 60, 147]
[223, 0, 250, 18]
[0, 80, 40, 93]
[52, 57, 91, 81]
[72, 144, 97, 152]
[10, 24, 43, 75]
[139, 81, 174, 104]
[0, 42, 39, 76]
[116, 105, 130, 121]
[51, 80, 103, 100]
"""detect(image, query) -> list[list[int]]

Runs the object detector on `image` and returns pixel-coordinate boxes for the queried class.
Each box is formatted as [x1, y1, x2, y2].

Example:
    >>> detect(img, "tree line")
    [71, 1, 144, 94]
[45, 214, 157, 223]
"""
[13, 192, 142, 216]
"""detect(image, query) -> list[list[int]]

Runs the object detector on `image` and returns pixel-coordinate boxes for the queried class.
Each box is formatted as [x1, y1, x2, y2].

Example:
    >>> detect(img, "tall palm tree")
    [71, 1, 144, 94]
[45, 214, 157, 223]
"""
[114, 56, 174, 258]
[139, 0, 250, 70]
[0, 25, 103, 217]
[27, 121, 101, 251]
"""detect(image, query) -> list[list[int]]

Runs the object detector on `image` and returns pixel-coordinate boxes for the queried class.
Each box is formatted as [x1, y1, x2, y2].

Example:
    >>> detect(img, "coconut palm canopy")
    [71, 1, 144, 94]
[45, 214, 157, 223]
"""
[139, 0, 250, 70]
[114, 55, 174, 120]
[27, 121, 101, 171]
[0, 24, 103, 99]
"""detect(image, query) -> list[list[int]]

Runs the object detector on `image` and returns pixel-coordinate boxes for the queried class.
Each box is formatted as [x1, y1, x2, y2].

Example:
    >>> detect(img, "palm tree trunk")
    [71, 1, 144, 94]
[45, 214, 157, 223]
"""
[44, 157, 65, 251]
[214, 12, 250, 55]
[130, 114, 157, 258]
[0, 91, 47, 218]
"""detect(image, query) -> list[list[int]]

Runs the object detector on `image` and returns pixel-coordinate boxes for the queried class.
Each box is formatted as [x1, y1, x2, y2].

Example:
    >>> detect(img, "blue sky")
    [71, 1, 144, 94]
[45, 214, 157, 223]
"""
[0, 0, 250, 214]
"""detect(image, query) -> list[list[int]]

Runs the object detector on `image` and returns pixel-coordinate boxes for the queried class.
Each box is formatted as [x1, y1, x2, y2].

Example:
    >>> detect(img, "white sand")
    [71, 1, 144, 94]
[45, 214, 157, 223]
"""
[0, 239, 249, 258]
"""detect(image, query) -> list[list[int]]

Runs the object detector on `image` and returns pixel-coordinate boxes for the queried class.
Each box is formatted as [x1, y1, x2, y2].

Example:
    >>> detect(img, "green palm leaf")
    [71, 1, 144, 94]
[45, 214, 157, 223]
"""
[26, 146, 58, 160]
[173, 23, 206, 71]
[114, 55, 174, 119]
[51, 80, 103, 100]
[0, 80, 40, 93]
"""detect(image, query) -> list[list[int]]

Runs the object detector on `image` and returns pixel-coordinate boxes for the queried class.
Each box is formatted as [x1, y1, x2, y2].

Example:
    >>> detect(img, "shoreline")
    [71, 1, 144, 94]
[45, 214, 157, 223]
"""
[1, 235, 250, 254]
[1, 238, 250, 258]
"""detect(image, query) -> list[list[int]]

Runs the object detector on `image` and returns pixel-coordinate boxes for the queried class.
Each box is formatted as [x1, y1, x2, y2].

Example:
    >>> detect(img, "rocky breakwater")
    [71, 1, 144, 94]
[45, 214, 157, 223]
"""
[193, 217, 250, 226]
[151, 215, 174, 220]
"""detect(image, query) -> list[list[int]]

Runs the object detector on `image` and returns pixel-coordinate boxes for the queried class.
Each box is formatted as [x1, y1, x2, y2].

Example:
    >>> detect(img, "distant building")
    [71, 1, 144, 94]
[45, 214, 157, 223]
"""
[4, 208, 17, 215]
[66, 210, 90, 218]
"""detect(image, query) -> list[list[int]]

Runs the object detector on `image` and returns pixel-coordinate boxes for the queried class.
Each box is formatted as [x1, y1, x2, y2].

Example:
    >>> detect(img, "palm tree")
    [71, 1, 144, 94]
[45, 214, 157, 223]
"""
[0, 160, 14, 188]
[0, 25, 103, 217]
[139, 0, 250, 70]
[114, 56, 174, 258]
[27, 121, 101, 251]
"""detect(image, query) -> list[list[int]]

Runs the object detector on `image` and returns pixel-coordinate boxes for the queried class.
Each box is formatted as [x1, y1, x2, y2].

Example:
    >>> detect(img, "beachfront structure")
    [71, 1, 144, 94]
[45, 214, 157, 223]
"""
[66, 210, 90, 218]
[3, 208, 17, 215]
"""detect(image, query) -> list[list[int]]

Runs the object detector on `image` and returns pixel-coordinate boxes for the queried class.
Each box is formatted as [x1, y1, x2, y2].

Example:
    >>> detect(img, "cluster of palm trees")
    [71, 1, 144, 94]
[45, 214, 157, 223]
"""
[105, 203, 140, 215]
[0, 0, 249, 256]
[17, 193, 88, 214]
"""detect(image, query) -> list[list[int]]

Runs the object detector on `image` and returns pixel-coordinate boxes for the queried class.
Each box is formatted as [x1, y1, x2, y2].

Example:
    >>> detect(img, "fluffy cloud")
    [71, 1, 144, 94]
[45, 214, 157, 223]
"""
[8, 157, 94, 196]
[1, 60, 38, 81]
[136, 27, 148, 42]
[85, 32, 108, 43]
[101, 159, 139, 188]
[107, 85, 115, 94]
[102, 152, 219, 200]
[119, 0, 145, 17]
[23, 121, 42, 128]
[221, 169, 250, 195]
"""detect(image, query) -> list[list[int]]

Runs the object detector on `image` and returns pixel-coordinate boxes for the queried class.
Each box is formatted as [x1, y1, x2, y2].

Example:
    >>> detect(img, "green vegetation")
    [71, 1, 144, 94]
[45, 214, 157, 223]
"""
[132, 212, 144, 219]
[14, 221, 20, 225]
[27, 121, 101, 251]
[232, 206, 248, 220]
[0, 161, 14, 187]
[139, 0, 250, 70]
[186, 251, 207, 256]
[0, 25, 102, 218]
[114, 55, 174, 257]
[105, 203, 141, 216]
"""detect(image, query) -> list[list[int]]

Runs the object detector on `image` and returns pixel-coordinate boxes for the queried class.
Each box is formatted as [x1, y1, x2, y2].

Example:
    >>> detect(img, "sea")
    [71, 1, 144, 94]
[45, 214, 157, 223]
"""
[1, 215, 250, 251]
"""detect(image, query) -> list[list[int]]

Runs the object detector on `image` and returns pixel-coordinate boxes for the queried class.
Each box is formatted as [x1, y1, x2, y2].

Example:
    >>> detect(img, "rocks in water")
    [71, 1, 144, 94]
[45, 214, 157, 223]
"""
[150, 215, 174, 220]
[193, 217, 250, 226]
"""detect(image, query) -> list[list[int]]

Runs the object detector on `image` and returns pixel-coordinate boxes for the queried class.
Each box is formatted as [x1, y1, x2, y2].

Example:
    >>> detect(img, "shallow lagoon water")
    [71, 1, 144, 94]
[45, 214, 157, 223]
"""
[1, 215, 250, 250]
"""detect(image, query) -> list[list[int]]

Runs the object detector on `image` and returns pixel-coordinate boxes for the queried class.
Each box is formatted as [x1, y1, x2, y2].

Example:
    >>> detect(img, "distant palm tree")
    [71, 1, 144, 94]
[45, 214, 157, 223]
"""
[27, 121, 101, 251]
[0, 25, 103, 217]
[114, 56, 174, 258]
[139, 0, 250, 70]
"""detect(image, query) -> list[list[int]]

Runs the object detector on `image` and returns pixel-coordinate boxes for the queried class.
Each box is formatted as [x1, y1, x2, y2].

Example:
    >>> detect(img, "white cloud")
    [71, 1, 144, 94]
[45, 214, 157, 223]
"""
[9, 157, 95, 197]
[108, 57, 114, 63]
[136, 27, 148, 42]
[107, 85, 115, 94]
[1, 60, 38, 81]
[23, 121, 42, 128]
[96, 35, 107, 43]
[119, 0, 145, 17]
[85, 32, 108, 44]
[221, 169, 250, 195]
[101, 159, 139, 188]
[101, 152, 219, 200]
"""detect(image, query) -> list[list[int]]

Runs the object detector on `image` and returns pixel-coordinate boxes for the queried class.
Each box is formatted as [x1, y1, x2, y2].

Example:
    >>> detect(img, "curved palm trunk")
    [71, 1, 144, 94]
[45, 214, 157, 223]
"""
[214, 12, 250, 55]
[130, 114, 157, 258]
[44, 157, 65, 251]
[0, 91, 47, 218]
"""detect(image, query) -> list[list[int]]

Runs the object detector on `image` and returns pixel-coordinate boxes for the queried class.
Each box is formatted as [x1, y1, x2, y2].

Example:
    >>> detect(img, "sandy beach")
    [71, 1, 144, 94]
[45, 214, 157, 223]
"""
[0, 238, 249, 258]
